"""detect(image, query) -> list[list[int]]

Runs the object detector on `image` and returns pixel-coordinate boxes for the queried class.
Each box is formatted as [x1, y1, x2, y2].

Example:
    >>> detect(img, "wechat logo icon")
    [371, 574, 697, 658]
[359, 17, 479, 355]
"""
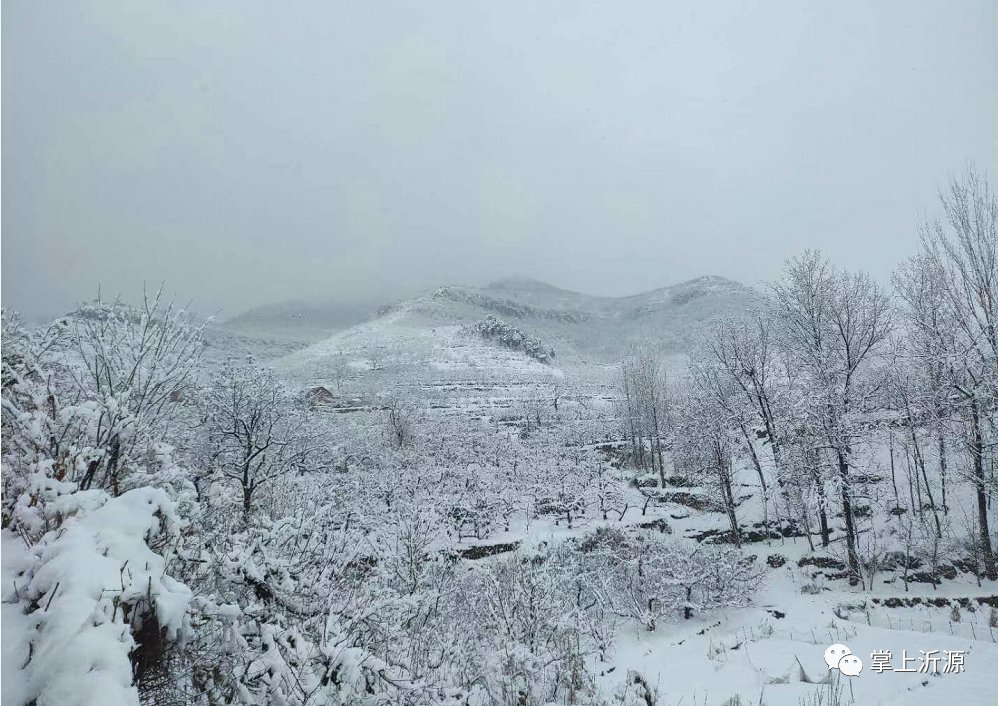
[824, 644, 863, 676]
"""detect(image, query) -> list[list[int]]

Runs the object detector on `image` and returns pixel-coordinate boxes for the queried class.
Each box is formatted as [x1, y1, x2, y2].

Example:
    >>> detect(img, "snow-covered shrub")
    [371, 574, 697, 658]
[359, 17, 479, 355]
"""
[1, 294, 202, 507]
[2, 315, 90, 530]
[2, 488, 191, 706]
[375, 506, 443, 595]
[465, 316, 555, 363]
[2, 304, 209, 706]
[613, 671, 658, 706]
[174, 481, 463, 706]
[457, 553, 599, 706]
[382, 391, 421, 450]
[560, 527, 764, 631]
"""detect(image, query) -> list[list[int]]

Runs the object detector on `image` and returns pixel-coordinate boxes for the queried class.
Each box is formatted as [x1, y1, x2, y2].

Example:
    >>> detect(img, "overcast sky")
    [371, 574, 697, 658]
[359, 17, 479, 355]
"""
[3, 0, 996, 319]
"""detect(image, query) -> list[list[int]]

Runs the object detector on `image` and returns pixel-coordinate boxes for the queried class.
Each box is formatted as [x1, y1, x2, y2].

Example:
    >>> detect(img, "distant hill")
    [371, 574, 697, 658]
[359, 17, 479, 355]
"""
[272, 276, 759, 390]
[381, 275, 759, 359]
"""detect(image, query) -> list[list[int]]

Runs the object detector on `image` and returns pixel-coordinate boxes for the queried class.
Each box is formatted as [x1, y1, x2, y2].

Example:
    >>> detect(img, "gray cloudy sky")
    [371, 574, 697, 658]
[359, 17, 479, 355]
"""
[3, 0, 996, 319]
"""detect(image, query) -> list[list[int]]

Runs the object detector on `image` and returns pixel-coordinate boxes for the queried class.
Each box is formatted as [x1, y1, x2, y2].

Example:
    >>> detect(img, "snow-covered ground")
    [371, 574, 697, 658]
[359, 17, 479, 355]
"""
[592, 501, 998, 705]
[439, 472, 998, 706]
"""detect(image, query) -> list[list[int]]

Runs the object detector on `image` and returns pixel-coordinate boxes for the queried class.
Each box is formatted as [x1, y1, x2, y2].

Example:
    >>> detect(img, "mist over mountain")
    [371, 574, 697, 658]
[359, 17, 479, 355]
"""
[221, 298, 380, 338]
[223, 274, 757, 363]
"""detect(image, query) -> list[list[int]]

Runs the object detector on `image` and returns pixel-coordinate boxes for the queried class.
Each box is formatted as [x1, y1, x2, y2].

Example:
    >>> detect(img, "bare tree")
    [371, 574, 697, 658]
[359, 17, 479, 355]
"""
[620, 351, 668, 483]
[904, 166, 998, 577]
[200, 359, 327, 516]
[894, 253, 954, 514]
[331, 350, 348, 391]
[698, 313, 797, 532]
[673, 377, 742, 545]
[384, 391, 419, 450]
[884, 347, 943, 539]
[772, 251, 892, 583]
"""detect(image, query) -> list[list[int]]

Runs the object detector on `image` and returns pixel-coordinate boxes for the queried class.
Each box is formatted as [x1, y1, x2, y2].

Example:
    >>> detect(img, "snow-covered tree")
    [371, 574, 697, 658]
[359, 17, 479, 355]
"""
[895, 166, 998, 577]
[771, 251, 892, 583]
[2, 291, 203, 502]
[619, 351, 668, 482]
[197, 359, 329, 517]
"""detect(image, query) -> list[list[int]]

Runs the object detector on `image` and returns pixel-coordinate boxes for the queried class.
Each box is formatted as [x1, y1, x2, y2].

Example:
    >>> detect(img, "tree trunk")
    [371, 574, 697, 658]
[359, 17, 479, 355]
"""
[242, 457, 254, 518]
[970, 401, 996, 578]
[797, 487, 816, 553]
[650, 400, 665, 486]
[908, 421, 941, 537]
[816, 493, 830, 548]
[717, 449, 741, 547]
[106, 436, 122, 495]
[938, 432, 948, 514]
[837, 449, 861, 586]
[913, 447, 924, 521]
[656, 435, 666, 484]
[889, 429, 900, 509]
[917, 445, 943, 540]
[809, 449, 830, 547]
[242, 485, 253, 517]
[623, 374, 639, 470]
[739, 422, 769, 538]
[761, 411, 792, 522]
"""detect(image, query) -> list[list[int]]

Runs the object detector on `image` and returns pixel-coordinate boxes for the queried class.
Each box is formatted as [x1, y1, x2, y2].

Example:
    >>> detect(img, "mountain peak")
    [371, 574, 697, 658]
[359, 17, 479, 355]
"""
[674, 274, 744, 288]
[483, 276, 571, 293]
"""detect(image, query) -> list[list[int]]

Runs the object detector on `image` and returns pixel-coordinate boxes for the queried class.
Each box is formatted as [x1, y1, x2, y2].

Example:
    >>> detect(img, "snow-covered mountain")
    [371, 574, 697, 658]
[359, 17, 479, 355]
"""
[308, 274, 754, 355]
[221, 275, 757, 354]
[270, 275, 757, 392]
[408, 274, 759, 359]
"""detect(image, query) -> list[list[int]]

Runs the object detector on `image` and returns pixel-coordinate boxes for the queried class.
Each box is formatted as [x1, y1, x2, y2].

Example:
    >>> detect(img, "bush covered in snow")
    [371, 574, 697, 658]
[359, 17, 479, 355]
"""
[2, 488, 191, 706]
[556, 526, 764, 632]
[466, 315, 556, 363]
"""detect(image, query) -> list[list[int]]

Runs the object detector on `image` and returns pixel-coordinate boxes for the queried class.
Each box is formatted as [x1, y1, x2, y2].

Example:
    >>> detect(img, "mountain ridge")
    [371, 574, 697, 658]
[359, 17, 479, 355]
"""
[224, 275, 755, 331]
[270, 274, 759, 387]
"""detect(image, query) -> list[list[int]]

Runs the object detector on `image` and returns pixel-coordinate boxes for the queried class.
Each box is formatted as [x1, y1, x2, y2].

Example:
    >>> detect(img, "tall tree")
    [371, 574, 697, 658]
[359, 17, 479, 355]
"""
[772, 251, 892, 583]
[199, 360, 327, 517]
[700, 313, 795, 525]
[902, 166, 998, 577]
[620, 351, 668, 483]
